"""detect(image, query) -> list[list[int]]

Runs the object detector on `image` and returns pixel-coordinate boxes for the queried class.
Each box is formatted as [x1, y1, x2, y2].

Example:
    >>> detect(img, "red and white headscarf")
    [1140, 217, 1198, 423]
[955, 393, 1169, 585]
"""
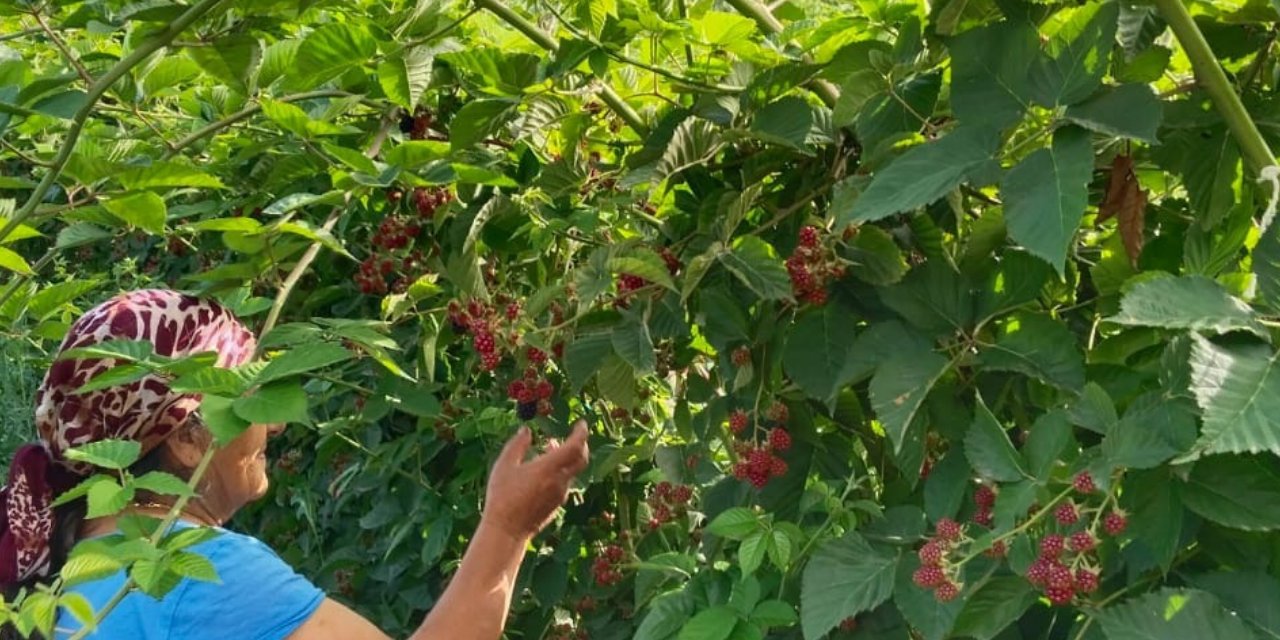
[0, 289, 256, 585]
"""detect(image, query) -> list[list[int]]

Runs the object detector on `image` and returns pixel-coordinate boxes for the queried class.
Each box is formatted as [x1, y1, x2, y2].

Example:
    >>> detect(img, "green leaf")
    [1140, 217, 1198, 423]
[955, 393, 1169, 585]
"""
[1001, 125, 1094, 275]
[52, 476, 111, 508]
[450, 99, 517, 150]
[27, 280, 100, 320]
[187, 34, 260, 93]
[200, 395, 251, 446]
[102, 192, 167, 234]
[609, 248, 677, 292]
[1112, 275, 1265, 338]
[378, 46, 434, 110]
[261, 100, 346, 137]
[839, 126, 998, 225]
[232, 381, 309, 426]
[1028, 2, 1119, 107]
[1187, 335, 1280, 457]
[290, 22, 377, 90]
[132, 472, 194, 498]
[117, 162, 226, 191]
[739, 531, 768, 575]
[596, 355, 636, 409]
[965, 395, 1028, 482]
[64, 439, 142, 471]
[56, 223, 112, 249]
[923, 448, 969, 524]
[1065, 83, 1163, 143]
[623, 117, 724, 188]
[636, 591, 696, 640]
[1098, 588, 1261, 640]
[845, 225, 908, 286]
[750, 96, 812, 149]
[979, 313, 1085, 391]
[783, 305, 859, 408]
[707, 507, 762, 540]
[255, 343, 351, 385]
[170, 551, 220, 583]
[564, 331, 613, 392]
[76, 363, 150, 394]
[1024, 410, 1072, 480]
[1103, 399, 1197, 470]
[679, 606, 739, 640]
[143, 56, 201, 96]
[751, 600, 797, 628]
[879, 261, 973, 337]
[947, 22, 1038, 130]
[60, 552, 122, 588]
[1123, 469, 1185, 572]
[768, 529, 793, 569]
[611, 316, 656, 376]
[719, 237, 792, 301]
[800, 532, 899, 640]
[1154, 127, 1239, 229]
[870, 351, 950, 454]
[60, 339, 154, 363]
[894, 557, 963, 640]
[951, 577, 1037, 640]
[1192, 571, 1280, 640]
[1181, 454, 1280, 531]
[0, 247, 33, 275]
[86, 479, 133, 518]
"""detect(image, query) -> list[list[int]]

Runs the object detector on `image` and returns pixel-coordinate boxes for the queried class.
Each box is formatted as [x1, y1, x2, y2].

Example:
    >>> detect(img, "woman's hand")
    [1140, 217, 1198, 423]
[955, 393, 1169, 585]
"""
[482, 421, 590, 541]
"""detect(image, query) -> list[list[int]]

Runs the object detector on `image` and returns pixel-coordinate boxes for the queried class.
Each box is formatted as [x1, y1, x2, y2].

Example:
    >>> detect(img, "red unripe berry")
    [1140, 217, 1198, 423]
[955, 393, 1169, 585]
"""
[1046, 585, 1075, 606]
[974, 485, 997, 509]
[1104, 510, 1128, 537]
[505, 302, 520, 321]
[1047, 563, 1073, 590]
[804, 288, 829, 306]
[973, 508, 993, 528]
[768, 428, 792, 452]
[918, 540, 945, 565]
[1055, 501, 1079, 526]
[1073, 472, 1096, 494]
[799, 225, 821, 248]
[729, 410, 749, 435]
[1069, 531, 1096, 553]
[769, 455, 788, 477]
[1075, 569, 1100, 594]
[1040, 534, 1066, 559]
[765, 402, 789, 424]
[985, 540, 1008, 558]
[731, 346, 751, 367]
[935, 518, 963, 542]
[839, 617, 858, 632]
[527, 347, 548, 364]
[935, 581, 960, 602]
[1026, 558, 1051, 586]
[672, 485, 693, 504]
[912, 564, 945, 588]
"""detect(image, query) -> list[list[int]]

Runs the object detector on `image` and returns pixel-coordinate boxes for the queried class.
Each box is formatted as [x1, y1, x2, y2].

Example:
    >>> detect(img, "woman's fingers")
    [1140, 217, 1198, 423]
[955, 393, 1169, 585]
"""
[496, 426, 532, 469]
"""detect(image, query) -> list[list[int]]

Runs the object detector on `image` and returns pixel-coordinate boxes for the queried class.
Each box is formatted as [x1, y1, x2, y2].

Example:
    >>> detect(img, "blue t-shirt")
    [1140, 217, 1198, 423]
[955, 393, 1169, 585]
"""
[54, 524, 324, 640]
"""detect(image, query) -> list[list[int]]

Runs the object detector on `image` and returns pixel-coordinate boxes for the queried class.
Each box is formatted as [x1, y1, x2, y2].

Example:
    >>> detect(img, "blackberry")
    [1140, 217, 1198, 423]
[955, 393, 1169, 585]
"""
[517, 401, 538, 421]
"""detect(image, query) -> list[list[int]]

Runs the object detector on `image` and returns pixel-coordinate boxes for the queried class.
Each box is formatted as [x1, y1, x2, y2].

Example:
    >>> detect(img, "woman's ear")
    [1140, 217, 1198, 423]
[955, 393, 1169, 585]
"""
[164, 423, 211, 471]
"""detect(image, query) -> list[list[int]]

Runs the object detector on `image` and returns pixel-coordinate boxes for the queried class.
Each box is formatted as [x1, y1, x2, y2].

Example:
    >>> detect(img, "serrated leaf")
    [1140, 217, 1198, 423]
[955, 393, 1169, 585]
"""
[1025, 410, 1072, 480]
[86, 479, 132, 518]
[170, 551, 220, 583]
[845, 225, 908, 285]
[750, 96, 812, 149]
[1191, 571, 1280, 639]
[947, 22, 1037, 131]
[1002, 125, 1093, 275]
[27, 280, 100, 320]
[0, 247, 31, 275]
[894, 556, 963, 640]
[719, 237, 791, 301]
[116, 162, 225, 191]
[979, 313, 1085, 391]
[76, 363, 150, 394]
[290, 22, 377, 90]
[609, 248, 677, 292]
[200, 395, 251, 446]
[65, 439, 142, 471]
[783, 304, 859, 408]
[707, 507, 761, 540]
[611, 316, 656, 376]
[751, 600, 797, 628]
[739, 531, 767, 575]
[951, 577, 1037, 640]
[60, 552, 122, 587]
[450, 99, 517, 150]
[187, 34, 260, 93]
[1098, 588, 1260, 640]
[923, 448, 969, 523]
[1123, 469, 1184, 571]
[1028, 2, 1119, 107]
[1103, 399, 1197, 470]
[678, 606, 738, 640]
[1113, 276, 1264, 338]
[965, 395, 1028, 482]
[132, 472, 194, 498]
[623, 116, 724, 188]
[1065, 83, 1163, 143]
[838, 126, 997, 225]
[1181, 454, 1280, 531]
[255, 343, 351, 385]
[56, 223, 112, 249]
[102, 192, 167, 234]
[879, 261, 973, 337]
[232, 381, 309, 426]
[378, 46, 434, 110]
[870, 351, 950, 454]
[1187, 335, 1280, 457]
[60, 339, 154, 363]
[800, 532, 898, 640]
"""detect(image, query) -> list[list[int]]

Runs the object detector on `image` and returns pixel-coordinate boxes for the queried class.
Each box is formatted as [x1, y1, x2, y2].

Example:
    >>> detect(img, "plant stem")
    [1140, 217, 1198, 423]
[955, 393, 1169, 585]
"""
[471, 0, 649, 136]
[0, 0, 230, 247]
[1155, 0, 1275, 174]
[720, 0, 839, 107]
[163, 90, 352, 159]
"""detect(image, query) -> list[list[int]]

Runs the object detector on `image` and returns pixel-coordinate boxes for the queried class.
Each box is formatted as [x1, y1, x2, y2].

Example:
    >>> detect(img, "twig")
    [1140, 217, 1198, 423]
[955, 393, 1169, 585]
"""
[0, 138, 53, 167]
[720, 0, 839, 107]
[163, 90, 352, 159]
[31, 10, 94, 85]
[0, 0, 233, 246]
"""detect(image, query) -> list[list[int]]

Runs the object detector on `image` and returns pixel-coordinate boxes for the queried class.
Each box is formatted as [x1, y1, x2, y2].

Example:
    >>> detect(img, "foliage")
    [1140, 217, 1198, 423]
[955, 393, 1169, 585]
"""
[2, 0, 1280, 639]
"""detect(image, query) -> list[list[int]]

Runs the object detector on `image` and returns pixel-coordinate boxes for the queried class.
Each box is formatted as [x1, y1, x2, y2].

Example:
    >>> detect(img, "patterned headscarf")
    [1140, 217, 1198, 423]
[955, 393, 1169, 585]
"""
[0, 289, 256, 586]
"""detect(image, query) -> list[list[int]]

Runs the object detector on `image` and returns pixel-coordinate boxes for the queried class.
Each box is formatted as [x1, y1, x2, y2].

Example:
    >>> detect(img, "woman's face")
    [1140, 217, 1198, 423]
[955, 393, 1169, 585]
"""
[203, 422, 285, 512]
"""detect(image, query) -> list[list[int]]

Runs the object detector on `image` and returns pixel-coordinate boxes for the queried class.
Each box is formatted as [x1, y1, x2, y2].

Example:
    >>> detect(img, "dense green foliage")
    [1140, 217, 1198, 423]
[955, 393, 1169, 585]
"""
[4, 0, 1280, 638]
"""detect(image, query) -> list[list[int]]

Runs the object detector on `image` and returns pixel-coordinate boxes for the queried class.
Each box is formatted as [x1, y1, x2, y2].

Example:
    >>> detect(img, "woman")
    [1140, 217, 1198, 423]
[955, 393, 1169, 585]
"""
[0, 289, 589, 639]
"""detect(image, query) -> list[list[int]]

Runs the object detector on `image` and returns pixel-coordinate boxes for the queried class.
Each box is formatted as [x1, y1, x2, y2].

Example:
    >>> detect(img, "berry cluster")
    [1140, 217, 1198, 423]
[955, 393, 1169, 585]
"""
[615, 273, 648, 308]
[785, 225, 846, 305]
[412, 186, 453, 219]
[591, 544, 627, 587]
[448, 298, 527, 371]
[507, 367, 556, 420]
[659, 247, 681, 275]
[730, 402, 793, 489]
[400, 108, 434, 141]
[645, 481, 694, 531]
[973, 484, 996, 528]
[912, 518, 964, 602]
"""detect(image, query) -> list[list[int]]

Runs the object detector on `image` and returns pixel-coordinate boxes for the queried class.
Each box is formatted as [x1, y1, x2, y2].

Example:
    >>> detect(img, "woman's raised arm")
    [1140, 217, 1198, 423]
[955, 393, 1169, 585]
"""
[289, 422, 590, 640]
